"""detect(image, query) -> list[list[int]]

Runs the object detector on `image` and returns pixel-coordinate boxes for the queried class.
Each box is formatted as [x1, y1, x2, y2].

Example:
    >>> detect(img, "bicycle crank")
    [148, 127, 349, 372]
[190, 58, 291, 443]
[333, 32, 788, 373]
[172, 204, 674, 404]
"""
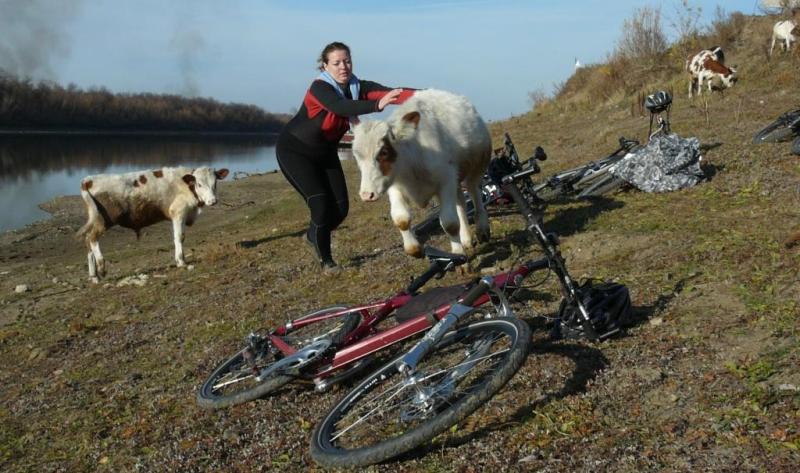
[256, 338, 332, 380]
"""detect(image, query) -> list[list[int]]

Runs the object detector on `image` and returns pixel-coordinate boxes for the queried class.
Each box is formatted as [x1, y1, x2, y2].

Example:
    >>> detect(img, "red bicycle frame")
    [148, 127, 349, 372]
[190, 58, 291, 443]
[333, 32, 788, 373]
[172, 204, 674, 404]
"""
[264, 258, 546, 385]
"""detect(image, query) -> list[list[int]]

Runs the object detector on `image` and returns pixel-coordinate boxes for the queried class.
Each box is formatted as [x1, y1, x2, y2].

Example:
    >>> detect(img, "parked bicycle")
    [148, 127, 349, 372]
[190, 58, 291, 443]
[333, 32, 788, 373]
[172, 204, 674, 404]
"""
[309, 154, 630, 468]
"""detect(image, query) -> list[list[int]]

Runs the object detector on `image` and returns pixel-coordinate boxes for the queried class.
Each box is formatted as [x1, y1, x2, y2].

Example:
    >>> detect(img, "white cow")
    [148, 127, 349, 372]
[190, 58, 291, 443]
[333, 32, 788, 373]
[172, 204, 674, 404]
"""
[77, 166, 228, 282]
[770, 20, 797, 55]
[687, 47, 737, 98]
[351, 89, 491, 257]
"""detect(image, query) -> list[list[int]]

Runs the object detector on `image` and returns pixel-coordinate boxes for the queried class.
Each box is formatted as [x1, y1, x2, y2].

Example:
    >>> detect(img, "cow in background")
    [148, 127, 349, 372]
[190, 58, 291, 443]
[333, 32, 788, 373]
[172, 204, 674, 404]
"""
[770, 20, 797, 55]
[687, 47, 737, 98]
[77, 166, 228, 282]
[351, 89, 491, 257]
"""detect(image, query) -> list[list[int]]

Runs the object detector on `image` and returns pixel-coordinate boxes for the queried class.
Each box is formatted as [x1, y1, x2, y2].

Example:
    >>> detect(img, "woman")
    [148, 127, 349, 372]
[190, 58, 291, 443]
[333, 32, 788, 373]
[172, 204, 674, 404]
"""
[276, 41, 414, 270]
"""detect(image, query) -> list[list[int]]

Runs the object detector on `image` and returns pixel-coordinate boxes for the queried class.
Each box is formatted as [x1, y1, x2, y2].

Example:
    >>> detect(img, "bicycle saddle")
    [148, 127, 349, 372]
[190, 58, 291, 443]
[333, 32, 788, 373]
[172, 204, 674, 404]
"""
[423, 246, 468, 267]
[645, 90, 672, 113]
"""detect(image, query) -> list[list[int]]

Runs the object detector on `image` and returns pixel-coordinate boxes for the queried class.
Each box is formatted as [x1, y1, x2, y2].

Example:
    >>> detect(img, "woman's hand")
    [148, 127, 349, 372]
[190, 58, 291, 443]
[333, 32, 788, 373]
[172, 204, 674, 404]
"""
[377, 89, 403, 111]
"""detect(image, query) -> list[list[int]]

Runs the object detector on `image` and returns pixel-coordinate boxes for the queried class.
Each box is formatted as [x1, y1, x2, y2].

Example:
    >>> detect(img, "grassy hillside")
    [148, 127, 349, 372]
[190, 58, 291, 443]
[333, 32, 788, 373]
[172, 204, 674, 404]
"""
[0, 11, 798, 473]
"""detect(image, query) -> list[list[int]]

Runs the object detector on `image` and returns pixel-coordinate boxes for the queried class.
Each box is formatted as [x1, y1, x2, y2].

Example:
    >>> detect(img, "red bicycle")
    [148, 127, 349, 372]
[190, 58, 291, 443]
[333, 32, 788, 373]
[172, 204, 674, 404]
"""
[196, 246, 534, 409]
[197, 150, 612, 414]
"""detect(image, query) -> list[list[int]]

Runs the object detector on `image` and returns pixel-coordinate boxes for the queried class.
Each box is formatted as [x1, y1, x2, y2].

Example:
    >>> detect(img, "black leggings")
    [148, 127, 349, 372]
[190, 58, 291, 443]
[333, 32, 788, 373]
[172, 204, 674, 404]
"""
[276, 132, 349, 263]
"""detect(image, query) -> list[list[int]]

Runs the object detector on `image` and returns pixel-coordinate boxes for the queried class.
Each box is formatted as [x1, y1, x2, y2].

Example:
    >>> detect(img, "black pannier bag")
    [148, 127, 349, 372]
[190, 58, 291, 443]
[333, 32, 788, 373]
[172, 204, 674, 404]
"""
[553, 279, 633, 340]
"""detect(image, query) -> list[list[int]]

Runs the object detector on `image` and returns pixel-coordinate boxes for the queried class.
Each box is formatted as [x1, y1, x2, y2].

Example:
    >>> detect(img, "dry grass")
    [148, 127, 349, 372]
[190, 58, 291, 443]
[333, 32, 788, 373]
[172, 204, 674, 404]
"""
[0, 11, 799, 473]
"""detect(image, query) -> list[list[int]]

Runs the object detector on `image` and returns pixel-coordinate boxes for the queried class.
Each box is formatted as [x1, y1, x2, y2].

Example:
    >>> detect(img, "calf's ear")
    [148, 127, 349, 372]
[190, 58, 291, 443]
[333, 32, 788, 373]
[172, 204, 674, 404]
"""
[182, 174, 196, 186]
[215, 168, 229, 180]
[392, 111, 420, 141]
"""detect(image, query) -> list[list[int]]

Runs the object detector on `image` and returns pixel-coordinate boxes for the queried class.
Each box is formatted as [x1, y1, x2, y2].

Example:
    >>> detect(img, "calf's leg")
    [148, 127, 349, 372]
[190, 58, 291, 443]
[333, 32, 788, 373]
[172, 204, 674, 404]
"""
[388, 187, 422, 258]
[172, 217, 187, 267]
[437, 182, 465, 255]
[455, 191, 473, 251]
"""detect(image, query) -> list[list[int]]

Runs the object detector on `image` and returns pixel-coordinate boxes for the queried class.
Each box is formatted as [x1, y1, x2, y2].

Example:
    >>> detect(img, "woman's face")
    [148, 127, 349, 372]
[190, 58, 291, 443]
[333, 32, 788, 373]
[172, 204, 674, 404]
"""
[324, 49, 353, 85]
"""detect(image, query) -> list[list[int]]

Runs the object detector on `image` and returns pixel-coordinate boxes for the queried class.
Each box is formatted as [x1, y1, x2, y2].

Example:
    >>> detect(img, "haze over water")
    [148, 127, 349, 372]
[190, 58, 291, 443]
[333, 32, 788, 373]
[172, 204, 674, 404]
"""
[0, 134, 279, 233]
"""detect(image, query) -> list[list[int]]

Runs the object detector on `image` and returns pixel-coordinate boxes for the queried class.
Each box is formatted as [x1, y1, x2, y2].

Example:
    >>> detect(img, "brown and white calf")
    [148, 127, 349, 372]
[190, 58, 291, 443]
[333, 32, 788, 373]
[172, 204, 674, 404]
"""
[77, 166, 228, 282]
[770, 20, 797, 56]
[686, 47, 737, 98]
[351, 89, 491, 257]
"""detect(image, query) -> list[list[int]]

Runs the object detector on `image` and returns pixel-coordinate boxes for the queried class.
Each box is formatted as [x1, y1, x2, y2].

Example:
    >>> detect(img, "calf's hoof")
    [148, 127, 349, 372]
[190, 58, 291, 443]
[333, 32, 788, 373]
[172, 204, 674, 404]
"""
[404, 244, 423, 258]
[90, 276, 100, 284]
[477, 228, 491, 243]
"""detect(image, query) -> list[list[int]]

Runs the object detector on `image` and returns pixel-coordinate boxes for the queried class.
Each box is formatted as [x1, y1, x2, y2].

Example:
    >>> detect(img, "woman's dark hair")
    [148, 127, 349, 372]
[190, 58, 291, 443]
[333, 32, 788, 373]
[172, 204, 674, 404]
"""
[318, 41, 351, 71]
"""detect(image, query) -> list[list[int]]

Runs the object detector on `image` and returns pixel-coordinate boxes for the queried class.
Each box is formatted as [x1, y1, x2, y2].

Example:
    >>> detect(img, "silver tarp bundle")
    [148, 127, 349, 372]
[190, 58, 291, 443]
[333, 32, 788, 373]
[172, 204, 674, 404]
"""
[608, 134, 704, 193]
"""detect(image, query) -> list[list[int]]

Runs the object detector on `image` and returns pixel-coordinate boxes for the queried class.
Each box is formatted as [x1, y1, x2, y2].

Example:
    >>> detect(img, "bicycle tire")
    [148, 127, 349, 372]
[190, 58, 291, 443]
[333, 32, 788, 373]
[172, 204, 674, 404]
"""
[310, 316, 531, 468]
[197, 305, 360, 409]
[413, 193, 478, 238]
[753, 112, 800, 144]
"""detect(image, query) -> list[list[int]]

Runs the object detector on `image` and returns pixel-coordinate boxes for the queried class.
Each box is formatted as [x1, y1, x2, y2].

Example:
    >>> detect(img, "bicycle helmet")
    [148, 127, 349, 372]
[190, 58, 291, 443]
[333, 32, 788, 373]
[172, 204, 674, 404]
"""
[553, 280, 633, 340]
[645, 90, 672, 114]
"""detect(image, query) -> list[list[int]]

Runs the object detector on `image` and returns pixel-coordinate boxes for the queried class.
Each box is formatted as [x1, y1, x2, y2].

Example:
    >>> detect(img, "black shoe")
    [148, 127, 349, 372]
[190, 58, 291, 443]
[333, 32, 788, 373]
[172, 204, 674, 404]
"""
[321, 260, 342, 273]
[304, 234, 323, 263]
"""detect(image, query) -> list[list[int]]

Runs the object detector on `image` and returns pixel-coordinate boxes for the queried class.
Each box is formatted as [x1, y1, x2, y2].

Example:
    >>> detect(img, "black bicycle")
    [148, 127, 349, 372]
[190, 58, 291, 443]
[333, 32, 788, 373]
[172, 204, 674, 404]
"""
[752, 108, 800, 144]
[412, 132, 546, 238]
[310, 150, 630, 468]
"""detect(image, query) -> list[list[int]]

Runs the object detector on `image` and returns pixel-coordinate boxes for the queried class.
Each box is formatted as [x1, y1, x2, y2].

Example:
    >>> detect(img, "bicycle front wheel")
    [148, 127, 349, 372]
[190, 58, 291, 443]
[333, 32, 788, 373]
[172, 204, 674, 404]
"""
[310, 317, 531, 468]
[752, 112, 800, 144]
[197, 305, 359, 409]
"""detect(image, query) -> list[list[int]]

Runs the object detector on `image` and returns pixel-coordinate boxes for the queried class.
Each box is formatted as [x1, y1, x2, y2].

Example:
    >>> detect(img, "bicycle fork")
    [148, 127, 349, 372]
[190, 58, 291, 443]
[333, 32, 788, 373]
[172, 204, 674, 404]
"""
[396, 277, 494, 375]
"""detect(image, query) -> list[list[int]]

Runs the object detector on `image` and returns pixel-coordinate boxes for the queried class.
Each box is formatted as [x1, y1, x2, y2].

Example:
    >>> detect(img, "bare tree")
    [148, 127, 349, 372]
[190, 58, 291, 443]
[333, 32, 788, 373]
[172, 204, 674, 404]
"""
[614, 6, 669, 61]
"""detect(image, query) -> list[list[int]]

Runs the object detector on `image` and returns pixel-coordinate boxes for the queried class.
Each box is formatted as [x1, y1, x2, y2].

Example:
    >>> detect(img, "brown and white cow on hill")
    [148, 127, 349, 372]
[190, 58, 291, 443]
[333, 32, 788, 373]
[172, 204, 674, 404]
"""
[77, 166, 228, 282]
[770, 20, 797, 56]
[351, 89, 491, 257]
[687, 47, 737, 98]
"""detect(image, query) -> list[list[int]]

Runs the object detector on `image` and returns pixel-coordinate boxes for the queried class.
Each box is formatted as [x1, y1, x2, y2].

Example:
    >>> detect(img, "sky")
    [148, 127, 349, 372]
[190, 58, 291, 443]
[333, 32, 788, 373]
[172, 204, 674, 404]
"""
[1, 0, 763, 122]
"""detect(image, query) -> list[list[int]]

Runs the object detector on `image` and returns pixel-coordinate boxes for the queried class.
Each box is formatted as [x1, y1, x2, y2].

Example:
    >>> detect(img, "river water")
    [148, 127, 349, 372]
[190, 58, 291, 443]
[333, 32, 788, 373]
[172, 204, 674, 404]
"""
[0, 134, 283, 233]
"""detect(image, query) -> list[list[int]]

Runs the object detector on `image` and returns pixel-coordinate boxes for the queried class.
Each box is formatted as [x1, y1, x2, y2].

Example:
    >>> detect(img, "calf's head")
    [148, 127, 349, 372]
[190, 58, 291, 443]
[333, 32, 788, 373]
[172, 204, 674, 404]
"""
[720, 67, 737, 89]
[351, 112, 420, 202]
[182, 167, 229, 206]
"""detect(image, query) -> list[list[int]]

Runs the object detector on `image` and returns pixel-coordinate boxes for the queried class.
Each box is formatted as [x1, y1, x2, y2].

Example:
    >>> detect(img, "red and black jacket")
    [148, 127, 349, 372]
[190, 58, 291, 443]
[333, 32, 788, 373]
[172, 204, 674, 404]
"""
[284, 79, 415, 147]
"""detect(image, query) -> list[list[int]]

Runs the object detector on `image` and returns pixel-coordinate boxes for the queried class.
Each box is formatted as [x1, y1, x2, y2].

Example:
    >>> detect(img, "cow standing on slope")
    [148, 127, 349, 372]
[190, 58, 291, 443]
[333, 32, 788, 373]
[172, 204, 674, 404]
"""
[687, 47, 737, 98]
[351, 89, 491, 258]
[770, 20, 797, 56]
[77, 166, 228, 282]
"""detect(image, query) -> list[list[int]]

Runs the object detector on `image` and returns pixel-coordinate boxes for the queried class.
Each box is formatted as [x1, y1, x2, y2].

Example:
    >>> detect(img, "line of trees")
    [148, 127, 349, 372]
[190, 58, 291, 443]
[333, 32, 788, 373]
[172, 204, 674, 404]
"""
[0, 73, 289, 133]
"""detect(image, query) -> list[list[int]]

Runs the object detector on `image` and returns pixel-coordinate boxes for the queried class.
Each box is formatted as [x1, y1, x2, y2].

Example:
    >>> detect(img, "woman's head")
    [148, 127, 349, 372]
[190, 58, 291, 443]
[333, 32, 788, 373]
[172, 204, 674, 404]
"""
[318, 41, 353, 84]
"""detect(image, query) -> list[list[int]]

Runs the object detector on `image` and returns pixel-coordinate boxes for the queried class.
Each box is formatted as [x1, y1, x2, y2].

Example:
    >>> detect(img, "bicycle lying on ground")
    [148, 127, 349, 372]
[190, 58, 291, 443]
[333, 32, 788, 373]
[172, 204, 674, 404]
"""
[752, 108, 800, 144]
[309, 154, 629, 468]
[196, 246, 529, 409]
[752, 108, 800, 155]
[538, 91, 675, 200]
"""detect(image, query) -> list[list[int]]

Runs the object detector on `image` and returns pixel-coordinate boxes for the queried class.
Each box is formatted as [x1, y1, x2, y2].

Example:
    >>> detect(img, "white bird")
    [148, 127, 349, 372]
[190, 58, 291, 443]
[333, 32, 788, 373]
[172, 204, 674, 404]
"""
[574, 57, 582, 69]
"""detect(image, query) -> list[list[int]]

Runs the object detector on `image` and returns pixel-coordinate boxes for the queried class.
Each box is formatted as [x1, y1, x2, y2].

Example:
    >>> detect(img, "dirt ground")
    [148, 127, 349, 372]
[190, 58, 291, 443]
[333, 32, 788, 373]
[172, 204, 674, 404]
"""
[2, 39, 800, 473]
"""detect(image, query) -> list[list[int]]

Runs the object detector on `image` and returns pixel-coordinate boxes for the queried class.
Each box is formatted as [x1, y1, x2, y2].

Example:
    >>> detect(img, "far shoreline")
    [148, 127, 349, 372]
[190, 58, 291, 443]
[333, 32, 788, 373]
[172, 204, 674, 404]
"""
[0, 129, 281, 138]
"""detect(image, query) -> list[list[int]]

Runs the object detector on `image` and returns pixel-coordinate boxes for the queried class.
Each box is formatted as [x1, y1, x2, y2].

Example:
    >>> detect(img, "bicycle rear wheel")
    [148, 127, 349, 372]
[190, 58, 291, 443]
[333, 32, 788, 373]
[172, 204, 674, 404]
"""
[197, 306, 360, 409]
[310, 317, 531, 468]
